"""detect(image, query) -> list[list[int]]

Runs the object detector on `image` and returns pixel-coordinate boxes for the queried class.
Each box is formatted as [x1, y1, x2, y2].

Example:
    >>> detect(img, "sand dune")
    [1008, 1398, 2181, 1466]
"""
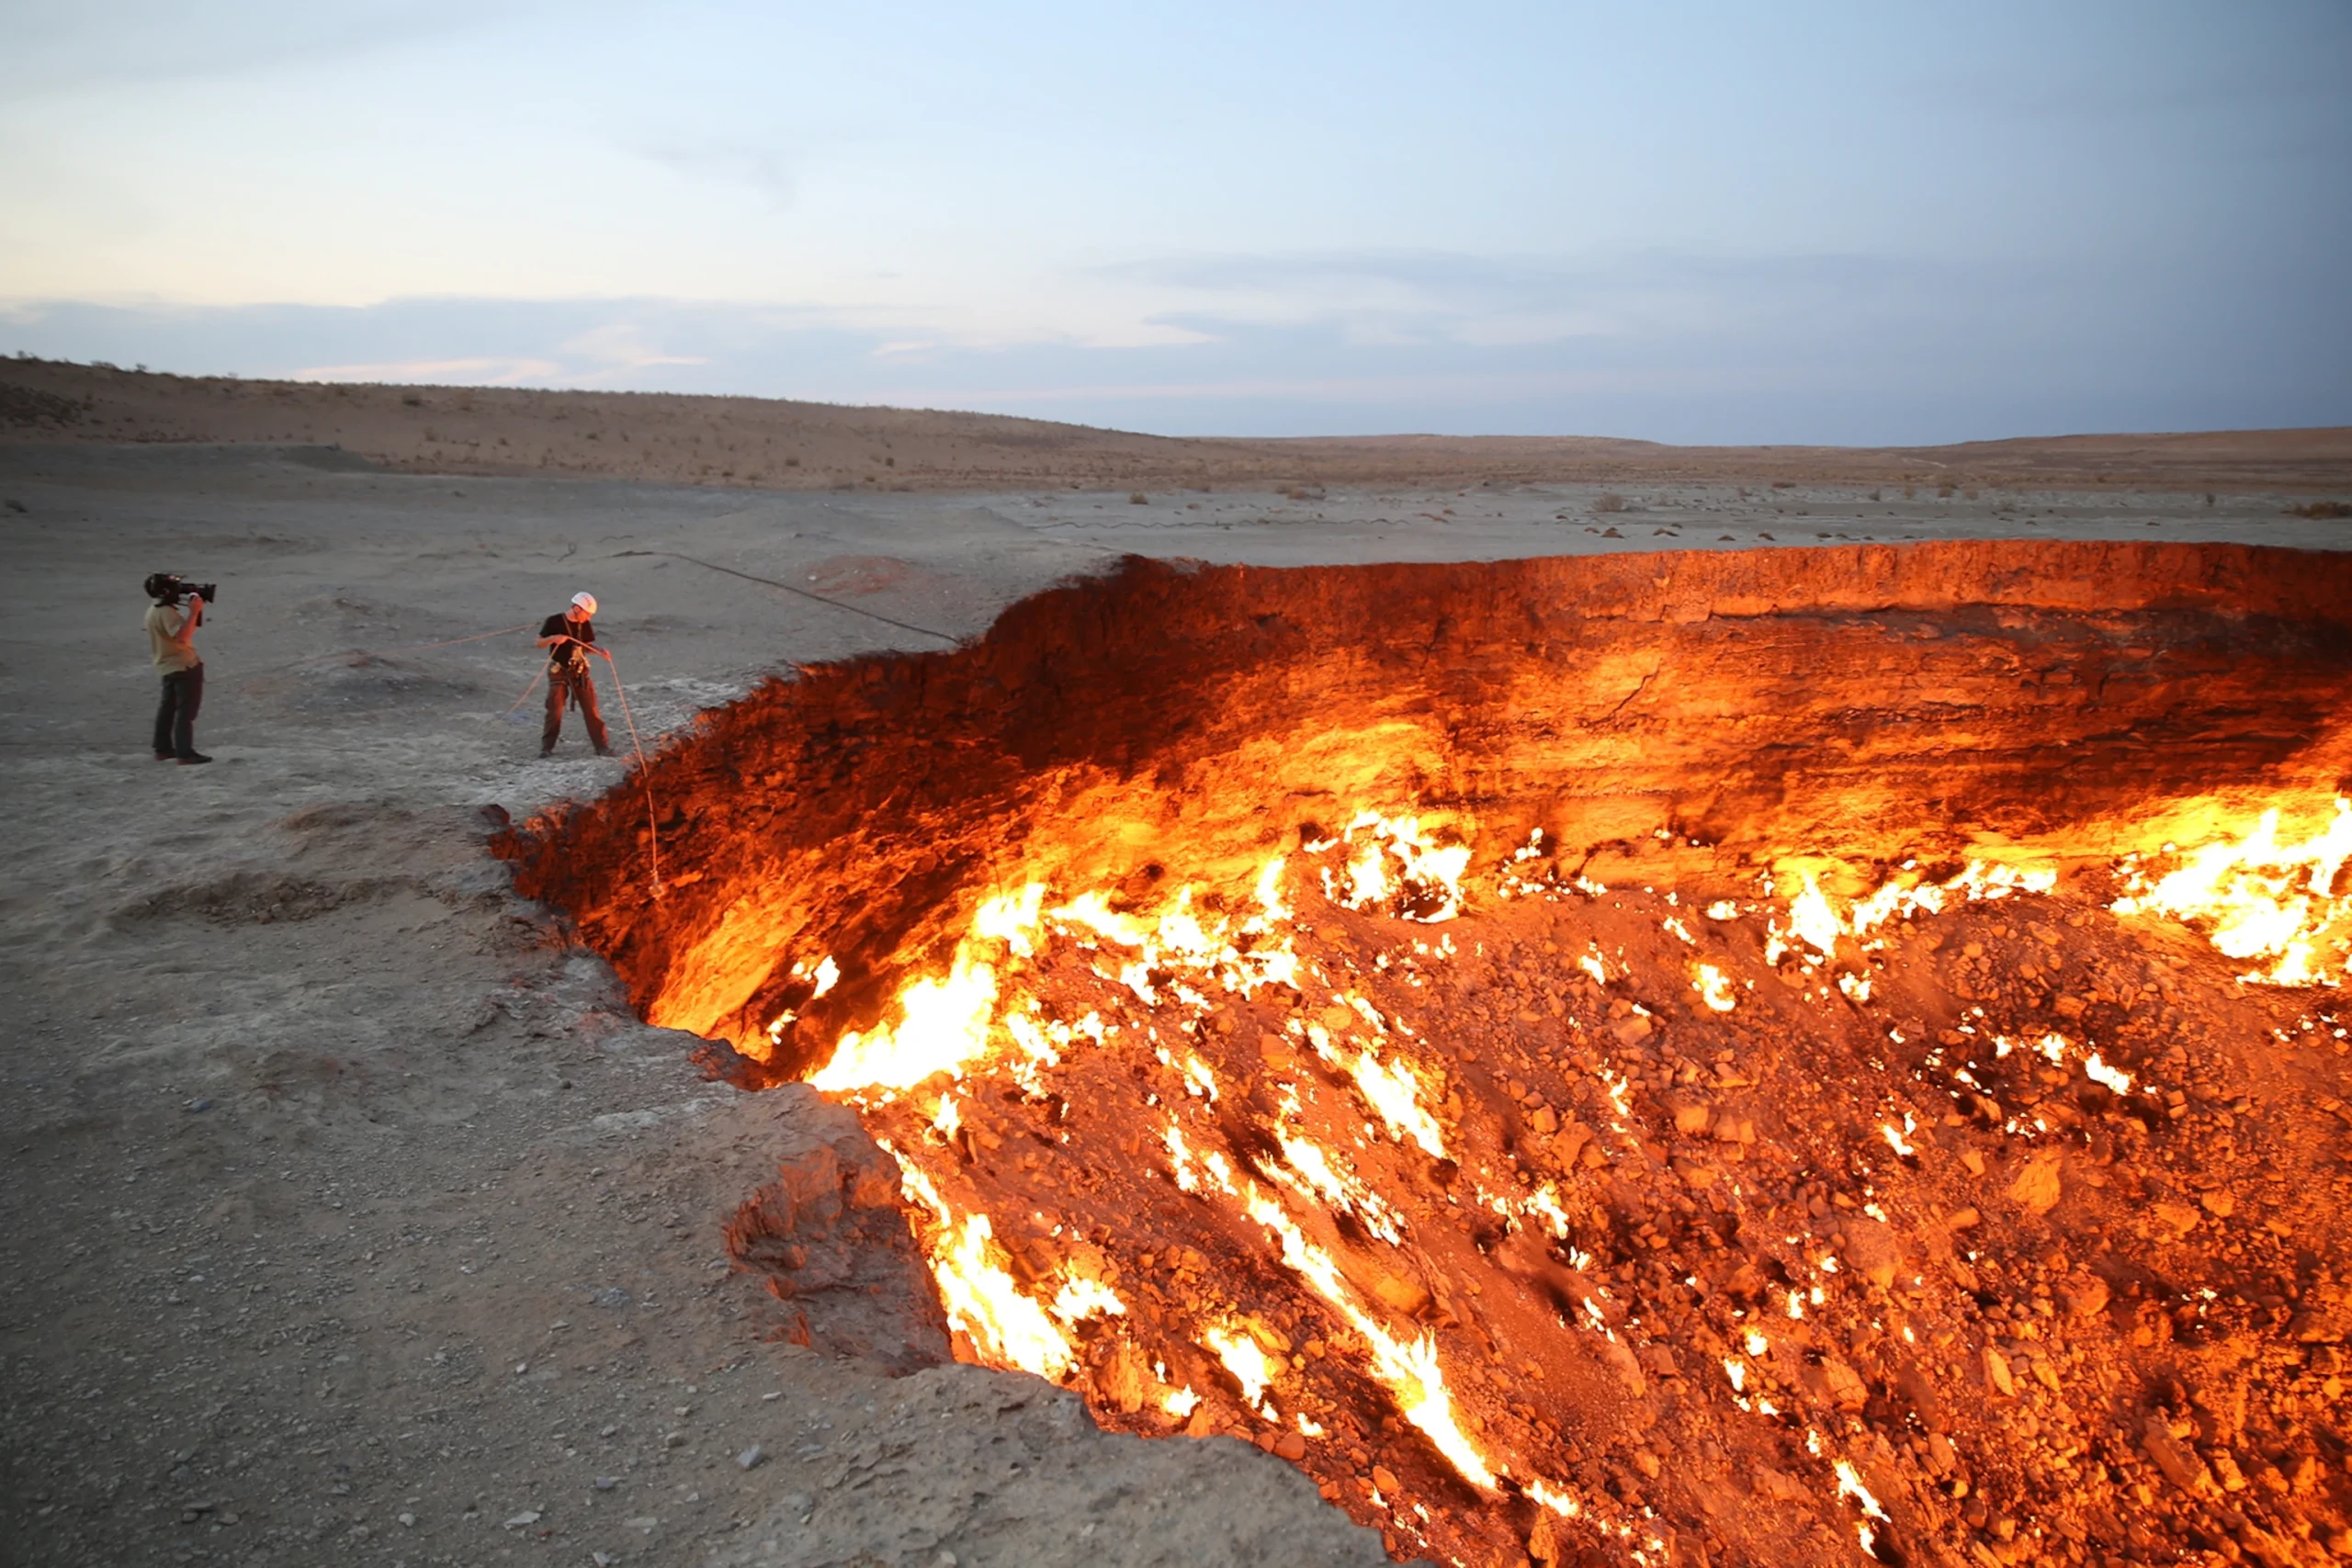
[5, 357, 2346, 494]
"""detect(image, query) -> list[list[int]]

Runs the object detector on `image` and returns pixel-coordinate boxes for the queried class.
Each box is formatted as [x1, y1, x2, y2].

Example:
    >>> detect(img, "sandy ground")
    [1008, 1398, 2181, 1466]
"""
[0, 438, 2346, 1568]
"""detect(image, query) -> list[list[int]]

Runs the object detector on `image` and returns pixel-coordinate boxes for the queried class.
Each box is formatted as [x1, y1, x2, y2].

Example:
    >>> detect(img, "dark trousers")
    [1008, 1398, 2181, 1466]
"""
[543, 665, 610, 752]
[153, 665, 203, 758]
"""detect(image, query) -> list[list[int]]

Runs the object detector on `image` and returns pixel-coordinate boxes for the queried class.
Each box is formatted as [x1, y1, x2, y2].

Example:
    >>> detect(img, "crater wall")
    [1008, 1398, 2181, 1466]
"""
[503, 541, 2352, 1075]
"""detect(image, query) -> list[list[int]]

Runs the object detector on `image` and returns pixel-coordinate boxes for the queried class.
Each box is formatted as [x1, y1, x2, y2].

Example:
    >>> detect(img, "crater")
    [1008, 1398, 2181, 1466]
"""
[503, 543, 2352, 1567]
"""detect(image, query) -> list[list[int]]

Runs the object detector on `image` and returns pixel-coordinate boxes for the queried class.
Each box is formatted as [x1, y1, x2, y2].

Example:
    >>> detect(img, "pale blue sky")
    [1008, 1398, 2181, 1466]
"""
[3, 1, 2346, 442]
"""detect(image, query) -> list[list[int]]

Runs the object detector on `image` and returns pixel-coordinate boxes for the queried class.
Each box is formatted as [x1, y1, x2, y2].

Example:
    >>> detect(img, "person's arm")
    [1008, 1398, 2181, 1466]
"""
[166, 597, 203, 651]
[536, 620, 573, 650]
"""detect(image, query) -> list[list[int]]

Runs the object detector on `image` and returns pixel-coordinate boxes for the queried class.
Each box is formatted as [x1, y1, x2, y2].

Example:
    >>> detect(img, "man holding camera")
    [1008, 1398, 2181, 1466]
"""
[143, 572, 212, 765]
[537, 591, 614, 757]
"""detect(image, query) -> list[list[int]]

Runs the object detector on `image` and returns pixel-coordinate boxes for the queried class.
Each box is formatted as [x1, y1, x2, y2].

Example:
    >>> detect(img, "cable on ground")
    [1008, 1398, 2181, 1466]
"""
[607, 550, 959, 644]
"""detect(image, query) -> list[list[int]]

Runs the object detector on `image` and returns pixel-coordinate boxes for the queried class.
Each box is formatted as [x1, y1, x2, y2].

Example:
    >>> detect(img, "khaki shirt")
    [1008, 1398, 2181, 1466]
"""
[145, 603, 199, 673]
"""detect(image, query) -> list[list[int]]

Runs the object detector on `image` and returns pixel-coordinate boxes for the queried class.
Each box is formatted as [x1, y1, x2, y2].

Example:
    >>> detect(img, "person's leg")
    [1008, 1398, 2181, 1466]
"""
[578, 671, 612, 753]
[153, 675, 177, 758]
[174, 665, 203, 759]
[542, 672, 568, 754]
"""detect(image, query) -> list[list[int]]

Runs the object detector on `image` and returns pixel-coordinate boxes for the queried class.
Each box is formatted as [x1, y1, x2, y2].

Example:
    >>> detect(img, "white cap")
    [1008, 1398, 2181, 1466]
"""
[570, 592, 598, 616]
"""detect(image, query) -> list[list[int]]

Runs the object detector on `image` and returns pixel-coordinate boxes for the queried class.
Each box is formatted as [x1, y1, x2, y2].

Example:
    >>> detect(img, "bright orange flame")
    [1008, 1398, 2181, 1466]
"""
[1691, 961, 1737, 1012]
[1238, 1189, 1498, 1492]
[1834, 1457, 1889, 1520]
[896, 1163, 1075, 1379]
[1202, 1325, 1279, 1416]
[1317, 812, 1473, 922]
[2112, 799, 2352, 984]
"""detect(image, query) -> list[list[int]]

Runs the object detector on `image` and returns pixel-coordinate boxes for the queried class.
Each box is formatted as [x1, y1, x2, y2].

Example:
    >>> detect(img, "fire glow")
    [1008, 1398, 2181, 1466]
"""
[2110, 799, 2352, 985]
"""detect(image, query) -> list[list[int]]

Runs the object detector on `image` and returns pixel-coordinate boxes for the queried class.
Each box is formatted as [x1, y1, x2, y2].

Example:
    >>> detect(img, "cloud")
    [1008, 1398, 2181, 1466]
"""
[1098, 248, 1932, 349]
[636, 139, 798, 209]
[3, 243, 2344, 445]
[288, 355, 562, 384]
[557, 321, 709, 378]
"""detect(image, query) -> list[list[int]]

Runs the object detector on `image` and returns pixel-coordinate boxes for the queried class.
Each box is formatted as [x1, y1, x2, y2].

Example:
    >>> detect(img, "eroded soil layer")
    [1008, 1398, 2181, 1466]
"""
[507, 542, 2352, 1567]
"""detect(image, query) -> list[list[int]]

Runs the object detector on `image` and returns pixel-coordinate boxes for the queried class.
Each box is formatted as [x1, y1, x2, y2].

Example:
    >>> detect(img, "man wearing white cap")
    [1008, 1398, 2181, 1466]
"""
[537, 591, 614, 757]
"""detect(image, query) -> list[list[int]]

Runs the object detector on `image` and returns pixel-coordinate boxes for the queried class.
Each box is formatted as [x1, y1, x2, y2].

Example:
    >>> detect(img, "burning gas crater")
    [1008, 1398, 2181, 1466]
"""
[511, 545, 2352, 1568]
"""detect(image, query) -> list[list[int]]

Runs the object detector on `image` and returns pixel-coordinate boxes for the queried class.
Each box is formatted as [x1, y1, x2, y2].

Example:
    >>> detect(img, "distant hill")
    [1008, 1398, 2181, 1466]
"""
[3, 357, 2346, 493]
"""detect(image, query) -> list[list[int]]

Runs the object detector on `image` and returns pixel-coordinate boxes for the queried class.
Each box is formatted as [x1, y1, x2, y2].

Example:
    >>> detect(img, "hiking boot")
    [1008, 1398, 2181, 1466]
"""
[176, 752, 212, 765]
[595, 744, 616, 757]
[153, 750, 175, 761]
[540, 744, 556, 757]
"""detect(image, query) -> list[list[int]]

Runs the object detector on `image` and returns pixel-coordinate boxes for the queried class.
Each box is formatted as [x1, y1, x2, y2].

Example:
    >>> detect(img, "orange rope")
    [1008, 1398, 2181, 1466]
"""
[599, 649, 664, 901]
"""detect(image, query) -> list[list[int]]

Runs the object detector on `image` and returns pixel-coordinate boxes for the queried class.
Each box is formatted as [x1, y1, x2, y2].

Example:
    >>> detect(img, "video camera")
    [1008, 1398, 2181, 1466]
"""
[145, 572, 219, 605]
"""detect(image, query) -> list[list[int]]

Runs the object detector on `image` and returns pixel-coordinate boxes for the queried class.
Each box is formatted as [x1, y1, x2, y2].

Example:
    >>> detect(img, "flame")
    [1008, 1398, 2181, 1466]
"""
[973, 884, 1046, 952]
[807, 887, 1048, 1091]
[1781, 872, 1843, 957]
[809, 950, 1001, 1091]
[1238, 1189, 1498, 1493]
[1345, 1050, 1447, 1156]
[1164, 1121, 1236, 1195]
[896, 1164, 1075, 1379]
[1317, 812, 1473, 922]
[1765, 858, 2060, 975]
[1274, 1133, 1408, 1243]
[1525, 1480, 1583, 1517]
[1691, 962, 1737, 1011]
[1522, 1182, 1575, 1239]
[1049, 1276, 1128, 1325]
[1203, 1325, 1279, 1416]
[2112, 800, 2352, 984]
[1834, 1457, 1890, 1520]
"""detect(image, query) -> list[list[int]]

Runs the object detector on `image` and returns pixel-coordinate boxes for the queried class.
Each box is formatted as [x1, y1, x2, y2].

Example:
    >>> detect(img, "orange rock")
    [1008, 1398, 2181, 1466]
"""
[2006, 1152, 2063, 1216]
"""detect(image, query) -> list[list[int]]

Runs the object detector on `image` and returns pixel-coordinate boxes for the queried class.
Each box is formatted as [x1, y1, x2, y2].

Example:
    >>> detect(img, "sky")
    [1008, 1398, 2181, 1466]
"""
[3, 0, 2347, 444]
